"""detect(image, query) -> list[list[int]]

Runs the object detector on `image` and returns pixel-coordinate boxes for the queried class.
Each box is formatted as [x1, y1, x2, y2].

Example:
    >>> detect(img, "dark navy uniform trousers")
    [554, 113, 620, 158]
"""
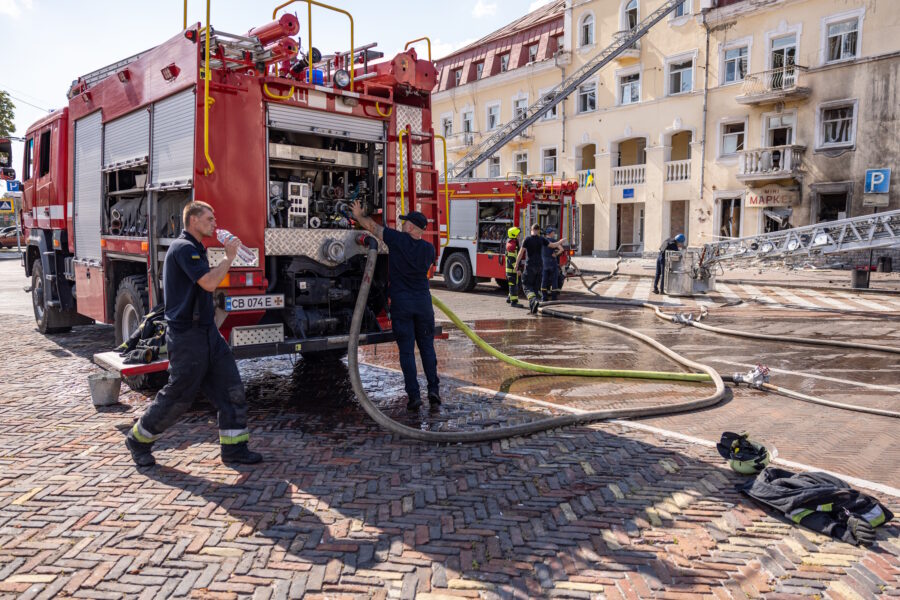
[391, 293, 439, 399]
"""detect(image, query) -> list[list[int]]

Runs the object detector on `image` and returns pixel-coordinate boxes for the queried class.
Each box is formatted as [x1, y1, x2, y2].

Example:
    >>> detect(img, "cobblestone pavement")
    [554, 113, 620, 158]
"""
[1, 312, 899, 599]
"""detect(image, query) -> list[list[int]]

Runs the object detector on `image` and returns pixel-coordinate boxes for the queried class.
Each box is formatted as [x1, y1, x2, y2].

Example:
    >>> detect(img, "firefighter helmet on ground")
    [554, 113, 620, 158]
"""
[716, 431, 771, 475]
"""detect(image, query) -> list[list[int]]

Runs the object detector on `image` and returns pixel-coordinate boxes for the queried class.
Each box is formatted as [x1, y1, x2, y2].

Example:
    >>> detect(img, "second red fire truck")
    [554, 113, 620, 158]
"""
[436, 178, 578, 292]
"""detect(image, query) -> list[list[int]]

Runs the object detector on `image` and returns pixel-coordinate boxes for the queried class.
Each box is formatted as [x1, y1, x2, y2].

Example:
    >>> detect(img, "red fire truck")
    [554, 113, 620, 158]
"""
[17, 6, 443, 388]
[436, 178, 578, 292]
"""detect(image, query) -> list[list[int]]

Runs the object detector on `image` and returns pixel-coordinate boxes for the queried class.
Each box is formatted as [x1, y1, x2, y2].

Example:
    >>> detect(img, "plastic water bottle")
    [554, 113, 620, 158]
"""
[216, 229, 255, 264]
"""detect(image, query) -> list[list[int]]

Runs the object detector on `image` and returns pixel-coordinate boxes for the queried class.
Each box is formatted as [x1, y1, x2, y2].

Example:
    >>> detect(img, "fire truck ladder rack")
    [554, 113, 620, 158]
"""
[446, 0, 685, 180]
[701, 209, 900, 267]
[200, 29, 274, 71]
[68, 49, 151, 98]
[396, 126, 442, 245]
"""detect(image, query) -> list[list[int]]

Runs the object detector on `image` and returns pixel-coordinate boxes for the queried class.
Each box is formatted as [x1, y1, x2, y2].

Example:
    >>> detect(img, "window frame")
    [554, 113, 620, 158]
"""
[669, 0, 691, 22]
[475, 61, 485, 80]
[23, 137, 34, 181]
[485, 102, 501, 131]
[453, 68, 463, 87]
[714, 192, 745, 239]
[579, 12, 595, 47]
[577, 81, 597, 114]
[717, 117, 749, 160]
[499, 52, 510, 73]
[616, 66, 642, 106]
[38, 129, 52, 178]
[512, 95, 529, 121]
[488, 155, 501, 179]
[541, 146, 559, 175]
[815, 99, 858, 150]
[821, 8, 864, 65]
[539, 88, 558, 121]
[514, 151, 528, 175]
[462, 110, 474, 134]
[665, 51, 696, 96]
[527, 43, 539, 64]
[623, 0, 639, 31]
[720, 38, 751, 86]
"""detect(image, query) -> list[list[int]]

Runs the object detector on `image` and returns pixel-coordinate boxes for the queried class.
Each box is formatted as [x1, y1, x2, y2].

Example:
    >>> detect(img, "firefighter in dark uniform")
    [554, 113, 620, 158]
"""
[515, 223, 563, 314]
[125, 201, 262, 467]
[350, 200, 440, 411]
[653, 233, 685, 294]
[540, 227, 564, 301]
[504, 226, 522, 307]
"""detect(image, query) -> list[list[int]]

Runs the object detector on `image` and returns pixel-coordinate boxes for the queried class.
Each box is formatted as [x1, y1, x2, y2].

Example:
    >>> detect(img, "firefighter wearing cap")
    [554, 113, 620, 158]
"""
[350, 199, 440, 411]
[654, 233, 685, 294]
[505, 227, 522, 307]
[515, 224, 564, 314]
[540, 227, 564, 301]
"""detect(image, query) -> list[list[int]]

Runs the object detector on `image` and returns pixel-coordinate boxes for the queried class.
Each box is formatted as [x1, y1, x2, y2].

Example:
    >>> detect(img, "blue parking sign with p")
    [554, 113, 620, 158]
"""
[865, 169, 890, 194]
[5, 180, 19, 192]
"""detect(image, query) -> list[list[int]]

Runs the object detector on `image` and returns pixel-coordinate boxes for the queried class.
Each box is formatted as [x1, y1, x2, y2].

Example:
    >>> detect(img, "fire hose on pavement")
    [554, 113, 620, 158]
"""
[538, 299, 900, 420]
[347, 238, 726, 443]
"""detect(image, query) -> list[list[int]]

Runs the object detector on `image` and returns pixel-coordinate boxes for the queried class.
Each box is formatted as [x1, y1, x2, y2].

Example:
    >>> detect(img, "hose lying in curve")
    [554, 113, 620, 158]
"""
[567, 256, 622, 291]
[347, 238, 726, 443]
[539, 299, 900, 419]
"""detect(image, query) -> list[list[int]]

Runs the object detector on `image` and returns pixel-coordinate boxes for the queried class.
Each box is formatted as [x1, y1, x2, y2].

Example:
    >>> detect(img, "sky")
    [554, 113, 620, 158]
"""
[0, 0, 554, 164]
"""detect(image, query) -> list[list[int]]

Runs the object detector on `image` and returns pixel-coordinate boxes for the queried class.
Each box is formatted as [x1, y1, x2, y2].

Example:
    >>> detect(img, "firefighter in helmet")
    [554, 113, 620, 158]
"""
[653, 233, 686, 294]
[505, 226, 522, 307]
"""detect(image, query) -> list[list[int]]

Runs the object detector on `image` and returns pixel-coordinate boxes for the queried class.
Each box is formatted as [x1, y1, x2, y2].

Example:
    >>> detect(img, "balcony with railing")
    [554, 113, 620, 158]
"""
[612, 31, 641, 61]
[577, 170, 592, 188]
[445, 131, 479, 152]
[665, 159, 691, 183]
[612, 164, 645, 186]
[736, 145, 805, 183]
[735, 66, 811, 106]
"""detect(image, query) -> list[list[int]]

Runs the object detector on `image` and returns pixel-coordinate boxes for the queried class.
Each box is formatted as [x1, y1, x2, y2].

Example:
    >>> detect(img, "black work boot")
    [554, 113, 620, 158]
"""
[125, 434, 156, 467]
[406, 395, 423, 411]
[427, 391, 442, 407]
[221, 442, 263, 465]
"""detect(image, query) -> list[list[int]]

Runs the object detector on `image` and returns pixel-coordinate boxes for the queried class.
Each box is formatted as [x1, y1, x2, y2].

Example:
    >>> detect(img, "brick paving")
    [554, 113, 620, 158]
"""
[1, 313, 899, 598]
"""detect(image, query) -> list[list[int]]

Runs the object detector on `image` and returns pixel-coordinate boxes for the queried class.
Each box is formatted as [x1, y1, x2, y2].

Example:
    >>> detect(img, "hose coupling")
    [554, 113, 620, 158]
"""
[355, 234, 379, 250]
[732, 364, 770, 389]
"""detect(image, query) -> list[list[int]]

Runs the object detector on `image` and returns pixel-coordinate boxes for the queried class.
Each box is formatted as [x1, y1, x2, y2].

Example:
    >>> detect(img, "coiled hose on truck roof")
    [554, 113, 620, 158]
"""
[347, 239, 726, 443]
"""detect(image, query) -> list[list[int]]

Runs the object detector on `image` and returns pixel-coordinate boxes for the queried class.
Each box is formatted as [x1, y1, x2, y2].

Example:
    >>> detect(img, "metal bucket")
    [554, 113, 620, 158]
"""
[851, 268, 869, 289]
[88, 372, 122, 406]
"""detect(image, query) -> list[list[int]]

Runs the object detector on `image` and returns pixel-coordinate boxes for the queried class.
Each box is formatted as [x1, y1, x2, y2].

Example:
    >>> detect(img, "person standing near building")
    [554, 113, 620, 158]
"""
[125, 201, 263, 467]
[515, 223, 563, 314]
[505, 226, 522, 308]
[349, 199, 440, 411]
[540, 227, 565, 301]
[653, 233, 685, 294]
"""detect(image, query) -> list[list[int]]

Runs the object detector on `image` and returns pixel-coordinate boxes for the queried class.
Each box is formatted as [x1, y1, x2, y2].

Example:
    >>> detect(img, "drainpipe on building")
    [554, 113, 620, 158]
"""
[698, 8, 711, 241]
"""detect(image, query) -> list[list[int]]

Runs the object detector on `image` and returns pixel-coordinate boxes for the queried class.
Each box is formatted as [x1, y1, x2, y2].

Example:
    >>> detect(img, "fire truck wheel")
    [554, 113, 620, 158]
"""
[301, 348, 348, 363]
[114, 275, 149, 346]
[31, 261, 72, 334]
[443, 253, 475, 292]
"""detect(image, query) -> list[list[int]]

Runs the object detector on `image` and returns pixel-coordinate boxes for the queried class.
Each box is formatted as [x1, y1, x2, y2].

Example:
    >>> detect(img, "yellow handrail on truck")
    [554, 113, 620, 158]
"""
[273, 0, 355, 91]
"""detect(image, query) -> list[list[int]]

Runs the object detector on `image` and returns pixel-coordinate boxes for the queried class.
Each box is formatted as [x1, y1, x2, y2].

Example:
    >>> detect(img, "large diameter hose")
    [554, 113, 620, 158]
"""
[431, 296, 710, 383]
[760, 383, 900, 419]
[347, 238, 726, 443]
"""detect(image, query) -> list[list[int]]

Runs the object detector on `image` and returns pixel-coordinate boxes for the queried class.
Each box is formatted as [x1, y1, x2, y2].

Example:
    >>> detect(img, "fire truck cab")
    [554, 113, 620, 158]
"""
[19, 8, 442, 387]
[436, 178, 578, 291]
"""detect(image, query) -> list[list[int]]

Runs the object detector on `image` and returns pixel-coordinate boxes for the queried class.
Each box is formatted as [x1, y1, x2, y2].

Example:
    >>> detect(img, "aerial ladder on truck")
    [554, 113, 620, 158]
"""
[663, 209, 900, 296]
[446, 0, 689, 180]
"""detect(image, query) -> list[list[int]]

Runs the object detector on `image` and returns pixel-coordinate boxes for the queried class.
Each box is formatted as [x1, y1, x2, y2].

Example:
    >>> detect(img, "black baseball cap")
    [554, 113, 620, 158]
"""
[399, 211, 428, 230]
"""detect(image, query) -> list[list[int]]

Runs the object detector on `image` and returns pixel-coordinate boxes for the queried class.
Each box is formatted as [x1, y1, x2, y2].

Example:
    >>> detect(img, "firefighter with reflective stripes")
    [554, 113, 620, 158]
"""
[125, 201, 263, 467]
[505, 227, 522, 308]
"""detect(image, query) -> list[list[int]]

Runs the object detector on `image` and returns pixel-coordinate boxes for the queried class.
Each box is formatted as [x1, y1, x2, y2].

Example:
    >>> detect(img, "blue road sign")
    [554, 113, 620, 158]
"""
[623, 188, 634, 199]
[865, 169, 891, 194]
[5, 180, 19, 192]
[0, 200, 13, 212]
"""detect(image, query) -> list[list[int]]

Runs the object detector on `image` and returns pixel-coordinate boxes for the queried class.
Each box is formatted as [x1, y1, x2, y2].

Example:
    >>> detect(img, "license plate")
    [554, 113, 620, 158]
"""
[225, 294, 285, 312]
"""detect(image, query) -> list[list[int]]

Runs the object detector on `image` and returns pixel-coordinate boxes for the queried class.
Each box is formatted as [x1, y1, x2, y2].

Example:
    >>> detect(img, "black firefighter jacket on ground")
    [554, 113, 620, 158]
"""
[742, 467, 893, 545]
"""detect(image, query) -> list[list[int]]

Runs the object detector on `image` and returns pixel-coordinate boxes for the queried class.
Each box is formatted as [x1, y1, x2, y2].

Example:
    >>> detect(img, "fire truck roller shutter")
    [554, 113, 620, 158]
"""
[151, 90, 195, 187]
[103, 109, 149, 168]
[74, 111, 103, 261]
[267, 104, 386, 142]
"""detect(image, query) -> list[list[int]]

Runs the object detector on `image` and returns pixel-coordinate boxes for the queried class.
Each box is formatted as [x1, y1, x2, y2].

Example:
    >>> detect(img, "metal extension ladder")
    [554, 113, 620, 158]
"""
[701, 209, 900, 267]
[446, 0, 687, 179]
